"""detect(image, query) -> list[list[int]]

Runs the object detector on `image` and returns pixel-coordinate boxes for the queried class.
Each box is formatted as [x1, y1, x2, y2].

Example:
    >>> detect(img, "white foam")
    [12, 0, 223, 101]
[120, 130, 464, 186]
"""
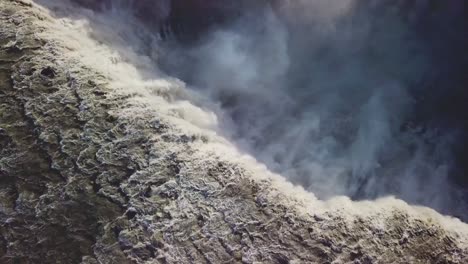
[31, 0, 468, 242]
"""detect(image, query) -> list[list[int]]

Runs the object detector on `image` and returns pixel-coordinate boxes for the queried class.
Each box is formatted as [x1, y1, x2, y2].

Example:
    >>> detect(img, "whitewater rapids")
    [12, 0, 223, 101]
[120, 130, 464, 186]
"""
[1, 0, 464, 262]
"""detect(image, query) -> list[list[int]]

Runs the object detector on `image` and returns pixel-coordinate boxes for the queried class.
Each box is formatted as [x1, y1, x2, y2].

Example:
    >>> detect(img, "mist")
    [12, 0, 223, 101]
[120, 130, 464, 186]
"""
[40, 0, 468, 220]
[158, 0, 468, 218]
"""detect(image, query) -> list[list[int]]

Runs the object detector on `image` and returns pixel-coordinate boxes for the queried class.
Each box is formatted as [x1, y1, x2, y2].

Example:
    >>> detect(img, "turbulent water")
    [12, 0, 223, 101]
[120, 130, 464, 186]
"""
[36, 0, 468, 221]
[162, 0, 468, 220]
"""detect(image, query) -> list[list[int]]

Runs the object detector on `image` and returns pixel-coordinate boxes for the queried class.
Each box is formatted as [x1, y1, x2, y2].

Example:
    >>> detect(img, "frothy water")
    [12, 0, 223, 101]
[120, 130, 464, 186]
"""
[34, 0, 468, 222]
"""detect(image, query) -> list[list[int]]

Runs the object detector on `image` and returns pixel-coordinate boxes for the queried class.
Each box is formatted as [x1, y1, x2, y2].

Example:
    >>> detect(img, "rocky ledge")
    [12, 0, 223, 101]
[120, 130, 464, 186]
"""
[0, 0, 467, 263]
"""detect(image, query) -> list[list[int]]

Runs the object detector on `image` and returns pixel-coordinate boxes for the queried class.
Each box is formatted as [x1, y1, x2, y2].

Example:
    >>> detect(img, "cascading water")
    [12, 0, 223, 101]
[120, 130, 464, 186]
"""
[158, 0, 468, 219]
[39, 0, 468, 220]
